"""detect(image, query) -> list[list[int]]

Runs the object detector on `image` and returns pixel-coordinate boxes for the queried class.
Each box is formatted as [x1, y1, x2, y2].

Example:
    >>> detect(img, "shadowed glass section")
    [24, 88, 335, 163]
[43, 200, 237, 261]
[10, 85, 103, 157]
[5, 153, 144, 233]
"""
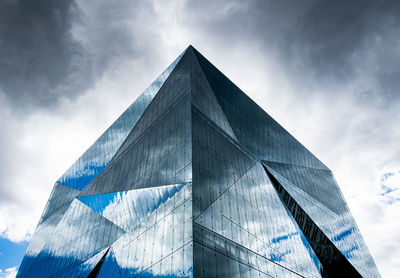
[77, 183, 187, 231]
[192, 47, 328, 171]
[192, 106, 256, 218]
[57, 51, 184, 190]
[190, 48, 238, 141]
[263, 161, 347, 214]
[264, 164, 380, 278]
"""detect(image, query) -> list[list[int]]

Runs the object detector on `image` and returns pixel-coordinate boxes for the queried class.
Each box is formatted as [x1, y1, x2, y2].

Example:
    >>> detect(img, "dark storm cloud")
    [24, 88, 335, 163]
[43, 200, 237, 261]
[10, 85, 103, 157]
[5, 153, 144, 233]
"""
[0, 0, 150, 113]
[0, 0, 161, 203]
[186, 0, 400, 100]
[284, 0, 400, 90]
[0, 0, 89, 110]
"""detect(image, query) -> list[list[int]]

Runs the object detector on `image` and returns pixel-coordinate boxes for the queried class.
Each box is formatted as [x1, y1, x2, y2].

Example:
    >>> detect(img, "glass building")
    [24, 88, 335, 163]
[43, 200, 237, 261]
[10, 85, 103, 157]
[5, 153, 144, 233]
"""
[17, 46, 380, 278]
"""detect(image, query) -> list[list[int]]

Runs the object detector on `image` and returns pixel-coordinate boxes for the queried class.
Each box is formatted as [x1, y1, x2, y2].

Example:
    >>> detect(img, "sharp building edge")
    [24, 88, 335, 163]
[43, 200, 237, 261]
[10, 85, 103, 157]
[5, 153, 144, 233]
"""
[17, 46, 380, 278]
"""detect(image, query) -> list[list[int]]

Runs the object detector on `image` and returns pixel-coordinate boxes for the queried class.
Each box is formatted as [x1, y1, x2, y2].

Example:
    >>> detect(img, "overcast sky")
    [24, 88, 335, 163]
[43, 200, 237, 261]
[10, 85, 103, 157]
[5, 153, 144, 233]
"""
[0, 0, 399, 277]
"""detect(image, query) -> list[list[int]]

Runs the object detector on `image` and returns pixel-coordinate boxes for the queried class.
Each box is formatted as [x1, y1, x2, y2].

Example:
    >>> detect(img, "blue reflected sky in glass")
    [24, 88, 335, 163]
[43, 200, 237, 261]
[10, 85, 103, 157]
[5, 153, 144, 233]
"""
[57, 51, 185, 191]
[110, 184, 193, 278]
[193, 223, 317, 278]
[17, 206, 69, 277]
[17, 199, 125, 278]
[21, 179, 192, 278]
[193, 160, 323, 277]
[53, 247, 108, 278]
[18, 248, 107, 278]
[17, 184, 82, 277]
[77, 183, 187, 231]
[96, 248, 121, 278]
[298, 232, 324, 274]
[0, 238, 29, 270]
[265, 165, 380, 278]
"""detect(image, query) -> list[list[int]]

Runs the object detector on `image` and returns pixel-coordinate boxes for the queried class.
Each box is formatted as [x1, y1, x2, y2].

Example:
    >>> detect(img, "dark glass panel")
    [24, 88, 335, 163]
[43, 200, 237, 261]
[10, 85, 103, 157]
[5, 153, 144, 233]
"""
[189, 47, 238, 141]
[192, 47, 328, 171]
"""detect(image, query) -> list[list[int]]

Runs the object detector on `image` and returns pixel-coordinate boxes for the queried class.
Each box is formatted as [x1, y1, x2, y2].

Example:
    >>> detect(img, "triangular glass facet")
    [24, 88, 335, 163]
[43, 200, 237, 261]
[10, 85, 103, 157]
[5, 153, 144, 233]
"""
[96, 248, 122, 278]
[262, 160, 347, 214]
[264, 164, 377, 277]
[192, 47, 329, 171]
[189, 47, 238, 141]
[77, 183, 188, 231]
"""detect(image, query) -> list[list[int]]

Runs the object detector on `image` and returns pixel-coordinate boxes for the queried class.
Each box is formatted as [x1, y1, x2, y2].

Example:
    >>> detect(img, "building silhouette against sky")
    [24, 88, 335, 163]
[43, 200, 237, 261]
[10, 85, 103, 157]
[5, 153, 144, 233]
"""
[17, 46, 380, 277]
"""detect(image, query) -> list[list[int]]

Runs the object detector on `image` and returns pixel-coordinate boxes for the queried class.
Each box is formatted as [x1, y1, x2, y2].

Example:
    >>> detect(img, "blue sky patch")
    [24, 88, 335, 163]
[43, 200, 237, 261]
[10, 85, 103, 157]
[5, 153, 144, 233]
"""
[0, 238, 29, 270]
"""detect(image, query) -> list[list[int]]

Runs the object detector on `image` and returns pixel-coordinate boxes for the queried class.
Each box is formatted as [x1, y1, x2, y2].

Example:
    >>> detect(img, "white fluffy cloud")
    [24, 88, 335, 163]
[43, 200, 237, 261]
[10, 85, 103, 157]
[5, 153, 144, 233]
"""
[0, 266, 17, 278]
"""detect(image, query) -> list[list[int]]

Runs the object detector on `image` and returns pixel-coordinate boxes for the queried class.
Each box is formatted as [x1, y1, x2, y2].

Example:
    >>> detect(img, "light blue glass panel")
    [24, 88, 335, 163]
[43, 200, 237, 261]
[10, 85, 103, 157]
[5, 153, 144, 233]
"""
[57, 51, 185, 190]
[77, 183, 187, 231]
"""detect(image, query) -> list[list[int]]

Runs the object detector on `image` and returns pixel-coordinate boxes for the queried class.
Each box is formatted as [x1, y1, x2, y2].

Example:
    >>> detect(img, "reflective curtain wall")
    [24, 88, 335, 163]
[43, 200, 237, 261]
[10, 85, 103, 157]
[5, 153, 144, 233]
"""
[17, 46, 380, 278]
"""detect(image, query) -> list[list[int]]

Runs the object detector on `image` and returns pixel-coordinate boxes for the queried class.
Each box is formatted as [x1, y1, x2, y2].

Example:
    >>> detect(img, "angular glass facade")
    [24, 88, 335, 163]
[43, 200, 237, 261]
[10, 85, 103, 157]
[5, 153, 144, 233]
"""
[17, 46, 380, 278]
